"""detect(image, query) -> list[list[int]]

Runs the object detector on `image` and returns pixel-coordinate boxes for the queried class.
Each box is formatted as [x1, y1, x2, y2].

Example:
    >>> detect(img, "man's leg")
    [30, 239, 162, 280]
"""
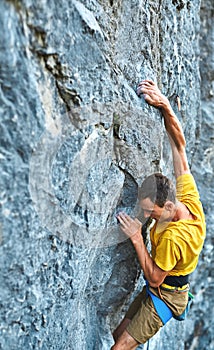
[111, 330, 140, 350]
[113, 317, 131, 341]
[112, 288, 147, 346]
[112, 288, 163, 348]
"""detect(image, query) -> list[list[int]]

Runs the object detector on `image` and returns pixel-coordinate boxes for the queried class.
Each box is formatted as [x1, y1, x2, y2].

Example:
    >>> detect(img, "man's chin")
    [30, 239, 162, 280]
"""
[154, 217, 166, 223]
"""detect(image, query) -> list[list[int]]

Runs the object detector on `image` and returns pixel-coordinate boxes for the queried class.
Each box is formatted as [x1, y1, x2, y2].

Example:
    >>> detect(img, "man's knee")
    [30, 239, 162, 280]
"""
[112, 317, 131, 342]
[111, 330, 139, 350]
[110, 342, 124, 350]
[110, 345, 117, 350]
[111, 345, 124, 350]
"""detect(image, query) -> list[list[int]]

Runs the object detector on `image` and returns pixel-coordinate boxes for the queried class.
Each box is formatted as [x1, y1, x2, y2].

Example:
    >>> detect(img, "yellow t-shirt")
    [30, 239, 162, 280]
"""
[150, 174, 206, 276]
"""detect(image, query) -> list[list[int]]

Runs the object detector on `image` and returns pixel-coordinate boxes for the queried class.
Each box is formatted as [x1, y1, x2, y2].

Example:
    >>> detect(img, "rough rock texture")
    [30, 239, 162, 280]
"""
[185, 1, 214, 349]
[0, 0, 213, 349]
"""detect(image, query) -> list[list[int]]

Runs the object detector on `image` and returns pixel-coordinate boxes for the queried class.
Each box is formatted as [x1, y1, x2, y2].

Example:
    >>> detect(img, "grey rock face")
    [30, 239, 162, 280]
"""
[187, 1, 214, 349]
[0, 1, 213, 349]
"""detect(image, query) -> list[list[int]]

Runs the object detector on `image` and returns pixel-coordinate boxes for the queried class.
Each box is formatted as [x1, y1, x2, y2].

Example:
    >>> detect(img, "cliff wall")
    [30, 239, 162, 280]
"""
[0, 1, 213, 349]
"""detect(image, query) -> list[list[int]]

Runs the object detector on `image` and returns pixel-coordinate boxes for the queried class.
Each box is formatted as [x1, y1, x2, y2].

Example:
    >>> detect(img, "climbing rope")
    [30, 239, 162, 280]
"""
[146, 339, 150, 350]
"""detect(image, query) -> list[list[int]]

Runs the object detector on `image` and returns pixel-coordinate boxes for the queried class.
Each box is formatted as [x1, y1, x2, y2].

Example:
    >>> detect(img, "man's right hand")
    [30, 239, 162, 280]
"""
[137, 80, 168, 109]
[137, 80, 190, 178]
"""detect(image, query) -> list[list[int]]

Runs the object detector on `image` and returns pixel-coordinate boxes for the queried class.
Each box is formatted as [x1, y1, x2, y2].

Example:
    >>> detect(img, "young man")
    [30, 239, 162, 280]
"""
[111, 80, 206, 349]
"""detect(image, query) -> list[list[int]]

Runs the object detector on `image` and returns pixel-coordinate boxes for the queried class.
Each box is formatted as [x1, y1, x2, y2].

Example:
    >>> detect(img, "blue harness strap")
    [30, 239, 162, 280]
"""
[146, 282, 173, 325]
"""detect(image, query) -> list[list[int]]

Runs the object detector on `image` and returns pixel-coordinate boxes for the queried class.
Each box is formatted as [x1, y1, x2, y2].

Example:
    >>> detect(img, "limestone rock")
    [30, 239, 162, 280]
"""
[0, 1, 213, 349]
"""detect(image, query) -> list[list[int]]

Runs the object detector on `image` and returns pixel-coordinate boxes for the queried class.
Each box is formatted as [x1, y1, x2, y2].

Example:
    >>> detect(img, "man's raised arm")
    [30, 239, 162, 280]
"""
[137, 80, 190, 178]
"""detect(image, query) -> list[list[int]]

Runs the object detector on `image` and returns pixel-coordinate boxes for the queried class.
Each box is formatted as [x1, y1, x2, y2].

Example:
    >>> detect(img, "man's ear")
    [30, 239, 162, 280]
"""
[164, 201, 174, 212]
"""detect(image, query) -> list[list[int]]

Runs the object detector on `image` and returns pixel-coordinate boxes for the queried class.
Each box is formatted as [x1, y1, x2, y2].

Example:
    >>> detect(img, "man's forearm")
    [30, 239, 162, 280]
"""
[132, 238, 155, 284]
[137, 80, 186, 150]
[131, 235, 167, 287]
[159, 98, 186, 150]
[116, 212, 167, 287]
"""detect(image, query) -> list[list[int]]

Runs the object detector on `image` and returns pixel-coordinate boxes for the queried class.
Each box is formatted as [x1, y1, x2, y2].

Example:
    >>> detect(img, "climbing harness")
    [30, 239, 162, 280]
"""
[145, 281, 194, 324]
[146, 281, 173, 325]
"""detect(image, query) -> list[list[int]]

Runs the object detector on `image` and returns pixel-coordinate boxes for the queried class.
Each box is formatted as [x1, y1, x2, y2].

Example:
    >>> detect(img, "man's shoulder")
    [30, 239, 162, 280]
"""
[176, 172, 195, 183]
[176, 172, 199, 199]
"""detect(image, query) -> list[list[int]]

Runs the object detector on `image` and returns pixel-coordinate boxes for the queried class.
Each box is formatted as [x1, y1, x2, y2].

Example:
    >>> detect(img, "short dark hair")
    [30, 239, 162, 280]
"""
[138, 173, 176, 207]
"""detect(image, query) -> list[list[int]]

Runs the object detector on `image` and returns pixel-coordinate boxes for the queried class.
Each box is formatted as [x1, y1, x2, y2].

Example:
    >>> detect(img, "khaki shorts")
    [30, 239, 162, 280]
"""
[125, 286, 188, 344]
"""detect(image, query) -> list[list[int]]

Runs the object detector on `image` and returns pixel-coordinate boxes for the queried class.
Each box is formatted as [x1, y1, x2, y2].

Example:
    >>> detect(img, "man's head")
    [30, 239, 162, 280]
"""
[138, 173, 176, 221]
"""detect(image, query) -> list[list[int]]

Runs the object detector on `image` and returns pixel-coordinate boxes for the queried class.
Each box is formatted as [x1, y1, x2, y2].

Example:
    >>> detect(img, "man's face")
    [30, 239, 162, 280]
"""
[139, 197, 165, 221]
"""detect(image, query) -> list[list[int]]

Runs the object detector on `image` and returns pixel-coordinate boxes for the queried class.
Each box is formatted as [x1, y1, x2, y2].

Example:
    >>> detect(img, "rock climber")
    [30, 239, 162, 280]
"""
[111, 80, 206, 349]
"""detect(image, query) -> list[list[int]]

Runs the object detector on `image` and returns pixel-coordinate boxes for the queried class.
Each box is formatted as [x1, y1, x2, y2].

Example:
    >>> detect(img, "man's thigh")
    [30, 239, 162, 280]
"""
[125, 287, 147, 320]
[126, 292, 163, 344]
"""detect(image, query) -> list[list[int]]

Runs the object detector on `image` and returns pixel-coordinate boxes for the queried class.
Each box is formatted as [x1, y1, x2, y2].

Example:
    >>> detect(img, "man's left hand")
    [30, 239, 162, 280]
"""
[116, 212, 142, 240]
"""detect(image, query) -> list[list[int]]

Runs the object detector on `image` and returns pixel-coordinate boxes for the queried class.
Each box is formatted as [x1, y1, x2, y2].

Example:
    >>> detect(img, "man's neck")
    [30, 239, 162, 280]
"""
[172, 201, 194, 221]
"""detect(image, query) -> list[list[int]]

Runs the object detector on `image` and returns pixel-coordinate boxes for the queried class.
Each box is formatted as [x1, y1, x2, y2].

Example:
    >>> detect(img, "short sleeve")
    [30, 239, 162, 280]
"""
[154, 238, 181, 271]
[176, 174, 199, 202]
